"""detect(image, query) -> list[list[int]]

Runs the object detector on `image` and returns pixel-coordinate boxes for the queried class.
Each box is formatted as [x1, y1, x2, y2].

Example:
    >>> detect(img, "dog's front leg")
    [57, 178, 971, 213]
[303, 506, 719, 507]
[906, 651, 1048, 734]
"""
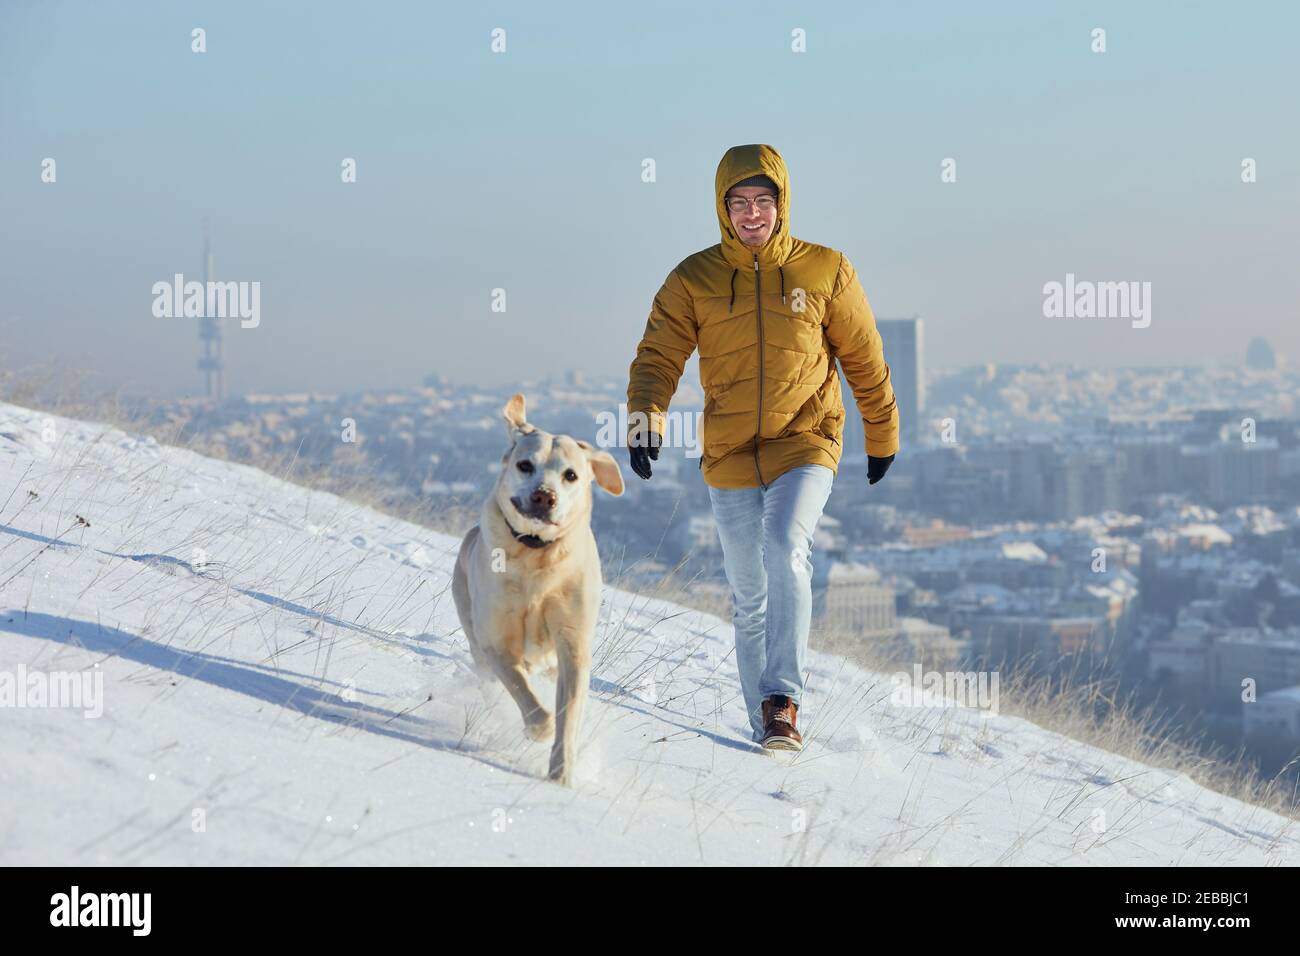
[481, 645, 553, 740]
[546, 612, 593, 786]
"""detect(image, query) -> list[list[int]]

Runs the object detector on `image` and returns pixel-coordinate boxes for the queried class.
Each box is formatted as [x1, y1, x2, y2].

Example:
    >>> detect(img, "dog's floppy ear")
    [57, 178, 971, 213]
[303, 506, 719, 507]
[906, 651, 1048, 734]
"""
[577, 441, 624, 497]
[502, 393, 534, 438]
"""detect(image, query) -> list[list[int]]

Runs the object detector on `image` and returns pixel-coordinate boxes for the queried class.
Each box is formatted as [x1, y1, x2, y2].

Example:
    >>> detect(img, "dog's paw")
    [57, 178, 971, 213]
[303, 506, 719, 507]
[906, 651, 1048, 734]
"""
[524, 712, 555, 741]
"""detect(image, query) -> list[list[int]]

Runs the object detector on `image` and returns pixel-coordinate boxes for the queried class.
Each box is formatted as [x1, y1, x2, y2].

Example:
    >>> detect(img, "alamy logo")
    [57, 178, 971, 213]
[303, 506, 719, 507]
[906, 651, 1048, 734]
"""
[890, 664, 1000, 715]
[152, 273, 260, 328]
[0, 664, 103, 718]
[595, 404, 703, 458]
[50, 886, 151, 936]
[1042, 272, 1151, 328]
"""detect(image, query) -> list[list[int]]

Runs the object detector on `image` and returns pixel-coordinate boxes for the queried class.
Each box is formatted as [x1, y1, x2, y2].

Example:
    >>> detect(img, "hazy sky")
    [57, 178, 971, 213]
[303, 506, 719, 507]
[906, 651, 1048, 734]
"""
[2, 0, 1297, 398]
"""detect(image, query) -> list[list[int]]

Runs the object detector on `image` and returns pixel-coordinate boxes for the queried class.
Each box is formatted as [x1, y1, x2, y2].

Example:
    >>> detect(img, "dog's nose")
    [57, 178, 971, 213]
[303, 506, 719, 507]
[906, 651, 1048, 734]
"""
[530, 486, 557, 510]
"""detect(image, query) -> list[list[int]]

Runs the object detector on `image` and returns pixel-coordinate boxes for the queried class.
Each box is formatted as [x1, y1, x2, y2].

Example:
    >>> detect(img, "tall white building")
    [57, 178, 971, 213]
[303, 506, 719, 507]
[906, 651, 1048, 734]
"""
[839, 315, 923, 457]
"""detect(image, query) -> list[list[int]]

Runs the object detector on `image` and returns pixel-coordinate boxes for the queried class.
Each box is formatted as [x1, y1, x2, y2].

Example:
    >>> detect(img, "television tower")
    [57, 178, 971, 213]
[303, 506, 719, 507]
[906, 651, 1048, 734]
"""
[197, 221, 224, 400]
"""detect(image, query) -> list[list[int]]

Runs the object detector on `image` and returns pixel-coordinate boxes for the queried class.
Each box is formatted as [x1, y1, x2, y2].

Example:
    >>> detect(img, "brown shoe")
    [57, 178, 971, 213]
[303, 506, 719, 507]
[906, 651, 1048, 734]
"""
[760, 695, 803, 751]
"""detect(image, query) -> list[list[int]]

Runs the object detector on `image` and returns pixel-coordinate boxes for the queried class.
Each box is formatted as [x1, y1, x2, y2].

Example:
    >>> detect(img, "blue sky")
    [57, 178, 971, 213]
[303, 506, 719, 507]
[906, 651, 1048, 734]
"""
[2, 0, 1297, 397]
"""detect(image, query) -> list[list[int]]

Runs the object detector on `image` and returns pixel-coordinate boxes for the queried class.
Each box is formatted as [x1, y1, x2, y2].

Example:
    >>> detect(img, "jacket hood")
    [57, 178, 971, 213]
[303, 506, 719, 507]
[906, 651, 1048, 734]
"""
[715, 143, 794, 269]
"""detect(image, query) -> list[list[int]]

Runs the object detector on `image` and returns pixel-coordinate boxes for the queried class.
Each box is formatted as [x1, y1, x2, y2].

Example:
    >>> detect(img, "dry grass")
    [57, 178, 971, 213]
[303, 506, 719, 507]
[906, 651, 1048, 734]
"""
[0, 364, 482, 540]
[654, 565, 1299, 821]
[814, 619, 1300, 821]
[6, 367, 1296, 822]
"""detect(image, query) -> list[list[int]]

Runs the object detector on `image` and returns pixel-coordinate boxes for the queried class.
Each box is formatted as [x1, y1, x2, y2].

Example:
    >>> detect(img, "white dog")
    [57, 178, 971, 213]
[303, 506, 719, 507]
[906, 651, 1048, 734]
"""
[452, 394, 624, 785]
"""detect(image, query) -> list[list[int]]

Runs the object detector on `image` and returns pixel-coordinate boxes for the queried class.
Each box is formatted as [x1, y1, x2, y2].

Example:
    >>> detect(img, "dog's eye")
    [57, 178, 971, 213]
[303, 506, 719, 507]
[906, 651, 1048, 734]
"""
[516, 460, 534, 474]
[564, 469, 578, 482]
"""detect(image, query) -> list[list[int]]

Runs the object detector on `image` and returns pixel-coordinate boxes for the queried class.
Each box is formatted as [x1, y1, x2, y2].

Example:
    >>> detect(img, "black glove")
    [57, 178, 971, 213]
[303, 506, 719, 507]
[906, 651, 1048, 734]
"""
[628, 430, 661, 480]
[867, 453, 894, 485]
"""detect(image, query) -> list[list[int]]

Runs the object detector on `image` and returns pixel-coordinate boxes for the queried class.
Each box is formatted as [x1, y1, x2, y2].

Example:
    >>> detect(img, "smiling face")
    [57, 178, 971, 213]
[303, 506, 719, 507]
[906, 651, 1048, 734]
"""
[494, 394, 624, 541]
[726, 185, 778, 247]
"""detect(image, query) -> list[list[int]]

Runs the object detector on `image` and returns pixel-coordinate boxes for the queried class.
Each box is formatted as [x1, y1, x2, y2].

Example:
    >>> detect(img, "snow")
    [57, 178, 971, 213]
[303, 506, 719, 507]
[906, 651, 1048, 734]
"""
[999, 541, 1048, 562]
[0, 402, 1296, 865]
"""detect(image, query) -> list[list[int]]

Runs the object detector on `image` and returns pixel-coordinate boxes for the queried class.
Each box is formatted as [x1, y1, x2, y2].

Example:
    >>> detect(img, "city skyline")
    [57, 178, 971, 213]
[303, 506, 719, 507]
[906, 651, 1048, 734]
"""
[2, 0, 1297, 399]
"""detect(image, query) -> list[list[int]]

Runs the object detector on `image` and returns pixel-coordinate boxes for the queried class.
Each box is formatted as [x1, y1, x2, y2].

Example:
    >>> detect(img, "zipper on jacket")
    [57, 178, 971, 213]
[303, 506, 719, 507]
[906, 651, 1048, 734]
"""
[752, 253, 766, 490]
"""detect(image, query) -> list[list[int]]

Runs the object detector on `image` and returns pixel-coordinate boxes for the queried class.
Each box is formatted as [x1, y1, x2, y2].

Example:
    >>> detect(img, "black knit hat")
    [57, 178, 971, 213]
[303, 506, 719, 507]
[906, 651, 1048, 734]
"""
[728, 174, 778, 193]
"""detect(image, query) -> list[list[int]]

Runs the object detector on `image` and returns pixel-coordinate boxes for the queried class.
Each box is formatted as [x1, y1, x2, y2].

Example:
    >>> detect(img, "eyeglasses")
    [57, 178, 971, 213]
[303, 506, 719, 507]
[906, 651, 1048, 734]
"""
[725, 195, 777, 213]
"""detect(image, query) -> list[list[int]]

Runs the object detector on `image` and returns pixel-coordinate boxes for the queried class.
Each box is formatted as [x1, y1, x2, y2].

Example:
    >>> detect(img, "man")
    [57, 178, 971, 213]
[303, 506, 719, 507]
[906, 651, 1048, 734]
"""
[625, 143, 899, 752]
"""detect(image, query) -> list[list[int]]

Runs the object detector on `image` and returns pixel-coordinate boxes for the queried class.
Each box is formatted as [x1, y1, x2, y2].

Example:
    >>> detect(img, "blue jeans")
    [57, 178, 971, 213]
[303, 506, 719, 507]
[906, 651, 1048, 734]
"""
[707, 463, 835, 742]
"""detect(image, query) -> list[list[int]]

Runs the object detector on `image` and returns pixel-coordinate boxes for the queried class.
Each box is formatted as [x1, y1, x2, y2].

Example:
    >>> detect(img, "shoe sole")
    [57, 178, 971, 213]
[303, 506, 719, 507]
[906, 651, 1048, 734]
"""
[761, 736, 803, 752]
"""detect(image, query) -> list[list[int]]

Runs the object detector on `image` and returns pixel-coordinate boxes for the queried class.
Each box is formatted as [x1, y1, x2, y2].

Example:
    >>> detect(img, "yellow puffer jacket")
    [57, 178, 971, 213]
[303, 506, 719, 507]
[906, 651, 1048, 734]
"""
[627, 143, 899, 490]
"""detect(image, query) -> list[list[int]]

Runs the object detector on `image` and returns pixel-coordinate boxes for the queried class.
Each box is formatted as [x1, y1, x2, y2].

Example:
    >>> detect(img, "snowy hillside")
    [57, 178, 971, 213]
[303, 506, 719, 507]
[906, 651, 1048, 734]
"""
[0, 402, 1295, 865]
